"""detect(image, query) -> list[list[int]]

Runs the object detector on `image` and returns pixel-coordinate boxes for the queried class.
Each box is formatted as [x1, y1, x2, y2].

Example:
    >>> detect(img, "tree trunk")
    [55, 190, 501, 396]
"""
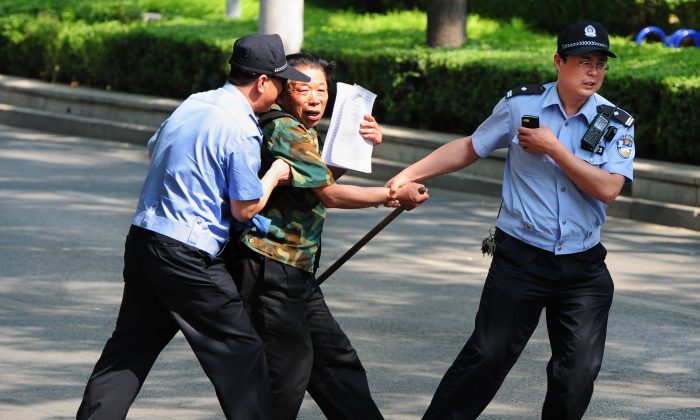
[225, 0, 241, 19]
[427, 0, 467, 48]
[259, 0, 304, 54]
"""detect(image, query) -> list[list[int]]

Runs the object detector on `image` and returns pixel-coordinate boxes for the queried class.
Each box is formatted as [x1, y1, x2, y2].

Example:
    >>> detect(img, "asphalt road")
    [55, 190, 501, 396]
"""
[1, 123, 699, 419]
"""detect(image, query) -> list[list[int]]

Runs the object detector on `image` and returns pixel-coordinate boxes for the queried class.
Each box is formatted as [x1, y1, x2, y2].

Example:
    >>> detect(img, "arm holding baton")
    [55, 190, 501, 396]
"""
[314, 186, 427, 286]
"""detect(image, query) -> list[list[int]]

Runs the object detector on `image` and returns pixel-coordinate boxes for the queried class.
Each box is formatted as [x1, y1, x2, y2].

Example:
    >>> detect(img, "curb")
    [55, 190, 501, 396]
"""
[1, 73, 698, 231]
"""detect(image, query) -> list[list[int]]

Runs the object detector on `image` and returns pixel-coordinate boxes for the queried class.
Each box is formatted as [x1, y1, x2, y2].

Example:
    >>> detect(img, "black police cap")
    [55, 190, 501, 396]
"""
[229, 34, 311, 82]
[557, 20, 617, 58]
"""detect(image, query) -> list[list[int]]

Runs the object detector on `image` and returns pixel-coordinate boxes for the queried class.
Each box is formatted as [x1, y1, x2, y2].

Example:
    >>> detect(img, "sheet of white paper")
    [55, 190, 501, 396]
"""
[321, 82, 353, 164]
[321, 82, 377, 173]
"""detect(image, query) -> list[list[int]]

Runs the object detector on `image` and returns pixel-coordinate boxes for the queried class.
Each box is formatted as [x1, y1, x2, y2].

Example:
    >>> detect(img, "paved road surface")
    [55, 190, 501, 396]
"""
[1, 124, 698, 419]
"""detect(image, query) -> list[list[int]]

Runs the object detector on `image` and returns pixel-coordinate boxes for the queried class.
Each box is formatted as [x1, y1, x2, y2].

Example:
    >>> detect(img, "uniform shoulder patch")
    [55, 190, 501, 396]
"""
[596, 104, 635, 127]
[617, 134, 634, 159]
[505, 84, 545, 99]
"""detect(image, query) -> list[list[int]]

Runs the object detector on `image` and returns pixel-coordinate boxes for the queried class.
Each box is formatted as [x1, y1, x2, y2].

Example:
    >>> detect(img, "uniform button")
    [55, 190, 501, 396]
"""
[558, 246, 562, 251]
[562, 220, 567, 225]
[565, 122, 569, 126]
[196, 219, 202, 225]
[526, 223, 533, 229]
[560, 186, 566, 192]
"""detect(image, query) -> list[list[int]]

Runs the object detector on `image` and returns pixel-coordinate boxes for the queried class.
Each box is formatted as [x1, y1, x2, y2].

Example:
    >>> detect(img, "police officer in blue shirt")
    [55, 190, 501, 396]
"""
[76, 34, 310, 420]
[387, 20, 635, 419]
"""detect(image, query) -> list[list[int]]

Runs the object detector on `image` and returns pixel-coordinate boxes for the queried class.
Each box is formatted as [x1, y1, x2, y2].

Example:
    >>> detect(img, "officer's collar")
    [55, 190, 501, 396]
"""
[542, 83, 561, 110]
[579, 95, 602, 124]
[223, 82, 255, 117]
[546, 84, 601, 123]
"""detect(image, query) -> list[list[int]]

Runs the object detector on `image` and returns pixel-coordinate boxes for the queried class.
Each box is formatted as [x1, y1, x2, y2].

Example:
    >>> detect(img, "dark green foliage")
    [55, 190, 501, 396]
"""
[669, 1, 700, 34]
[0, 1, 699, 164]
[0, 0, 142, 23]
[0, 14, 63, 81]
[652, 79, 700, 163]
[91, 30, 227, 97]
[476, 0, 700, 38]
[0, 0, 224, 21]
[469, 0, 674, 37]
[306, 0, 700, 38]
[71, 1, 143, 23]
[314, 46, 700, 164]
[0, 9, 253, 95]
[304, 0, 424, 13]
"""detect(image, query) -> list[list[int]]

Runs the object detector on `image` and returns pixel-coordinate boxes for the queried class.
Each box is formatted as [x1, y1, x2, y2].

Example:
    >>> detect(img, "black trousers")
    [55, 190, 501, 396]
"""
[77, 226, 271, 420]
[423, 230, 614, 420]
[226, 244, 383, 420]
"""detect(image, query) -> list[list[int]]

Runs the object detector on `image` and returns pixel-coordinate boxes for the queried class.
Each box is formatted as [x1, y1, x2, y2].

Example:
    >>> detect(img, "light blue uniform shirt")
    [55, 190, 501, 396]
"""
[472, 82, 635, 254]
[132, 84, 269, 256]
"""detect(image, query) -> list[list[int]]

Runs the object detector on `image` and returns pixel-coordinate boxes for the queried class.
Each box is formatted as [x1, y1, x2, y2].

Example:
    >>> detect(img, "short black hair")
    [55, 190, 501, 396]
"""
[228, 66, 261, 86]
[285, 52, 336, 85]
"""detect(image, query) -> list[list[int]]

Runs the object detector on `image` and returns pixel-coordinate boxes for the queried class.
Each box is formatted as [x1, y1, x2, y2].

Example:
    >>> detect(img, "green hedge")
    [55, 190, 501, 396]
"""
[306, 0, 700, 38]
[319, 48, 700, 164]
[469, 0, 700, 38]
[0, 0, 226, 22]
[304, 0, 423, 14]
[303, 12, 700, 164]
[0, 13, 253, 97]
[0, 2, 699, 164]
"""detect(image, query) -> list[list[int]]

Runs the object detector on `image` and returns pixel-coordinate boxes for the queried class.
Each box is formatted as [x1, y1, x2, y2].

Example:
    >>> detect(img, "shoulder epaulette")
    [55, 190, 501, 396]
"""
[257, 110, 296, 128]
[596, 104, 634, 127]
[505, 84, 545, 99]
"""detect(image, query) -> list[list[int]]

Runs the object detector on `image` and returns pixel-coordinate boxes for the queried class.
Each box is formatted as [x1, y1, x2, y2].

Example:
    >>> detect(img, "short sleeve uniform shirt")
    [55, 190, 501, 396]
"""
[132, 84, 264, 256]
[471, 82, 635, 254]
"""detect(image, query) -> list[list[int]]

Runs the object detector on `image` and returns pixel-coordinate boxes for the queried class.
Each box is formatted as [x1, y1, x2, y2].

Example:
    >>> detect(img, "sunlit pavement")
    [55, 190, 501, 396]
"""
[1, 124, 698, 419]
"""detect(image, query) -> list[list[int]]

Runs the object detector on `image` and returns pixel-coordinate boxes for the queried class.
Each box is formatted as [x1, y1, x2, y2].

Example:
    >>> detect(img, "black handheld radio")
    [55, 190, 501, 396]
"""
[581, 107, 616, 152]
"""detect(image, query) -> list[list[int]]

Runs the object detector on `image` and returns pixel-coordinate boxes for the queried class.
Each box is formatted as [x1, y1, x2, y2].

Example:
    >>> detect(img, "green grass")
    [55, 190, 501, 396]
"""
[2, 0, 699, 163]
[305, 5, 699, 81]
[2, 0, 697, 79]
[304, 7, 699, 80]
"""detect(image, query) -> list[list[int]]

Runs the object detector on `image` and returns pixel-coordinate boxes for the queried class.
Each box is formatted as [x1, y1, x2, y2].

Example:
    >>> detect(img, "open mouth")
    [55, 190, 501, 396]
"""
[305, 110, 322, 121]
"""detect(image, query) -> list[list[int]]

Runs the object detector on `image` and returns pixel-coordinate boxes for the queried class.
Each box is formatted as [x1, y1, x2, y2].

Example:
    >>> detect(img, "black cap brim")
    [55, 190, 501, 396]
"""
[230, 61, 311, 82]
[563, 46, 617, 58]
[276, 65, 311, 82]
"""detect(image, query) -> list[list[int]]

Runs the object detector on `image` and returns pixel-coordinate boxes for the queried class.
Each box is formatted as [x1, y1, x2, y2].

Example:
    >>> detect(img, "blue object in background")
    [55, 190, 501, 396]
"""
[635, 26, 669, 46]
[636, 26, 700, 48]
[668, 28, 700, 48]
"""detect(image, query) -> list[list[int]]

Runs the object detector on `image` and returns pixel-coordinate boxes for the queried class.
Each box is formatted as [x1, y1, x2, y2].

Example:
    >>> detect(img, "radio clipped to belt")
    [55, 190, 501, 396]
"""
[581, 106, 618, 154]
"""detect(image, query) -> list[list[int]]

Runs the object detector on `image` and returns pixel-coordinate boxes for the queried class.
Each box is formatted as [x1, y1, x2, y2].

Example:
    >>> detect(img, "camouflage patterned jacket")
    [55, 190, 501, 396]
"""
[241, 104, 335, 272]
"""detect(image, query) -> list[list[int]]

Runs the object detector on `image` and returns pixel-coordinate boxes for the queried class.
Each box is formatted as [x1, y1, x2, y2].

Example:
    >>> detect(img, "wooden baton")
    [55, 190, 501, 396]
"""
[314, 186, 426, 286]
